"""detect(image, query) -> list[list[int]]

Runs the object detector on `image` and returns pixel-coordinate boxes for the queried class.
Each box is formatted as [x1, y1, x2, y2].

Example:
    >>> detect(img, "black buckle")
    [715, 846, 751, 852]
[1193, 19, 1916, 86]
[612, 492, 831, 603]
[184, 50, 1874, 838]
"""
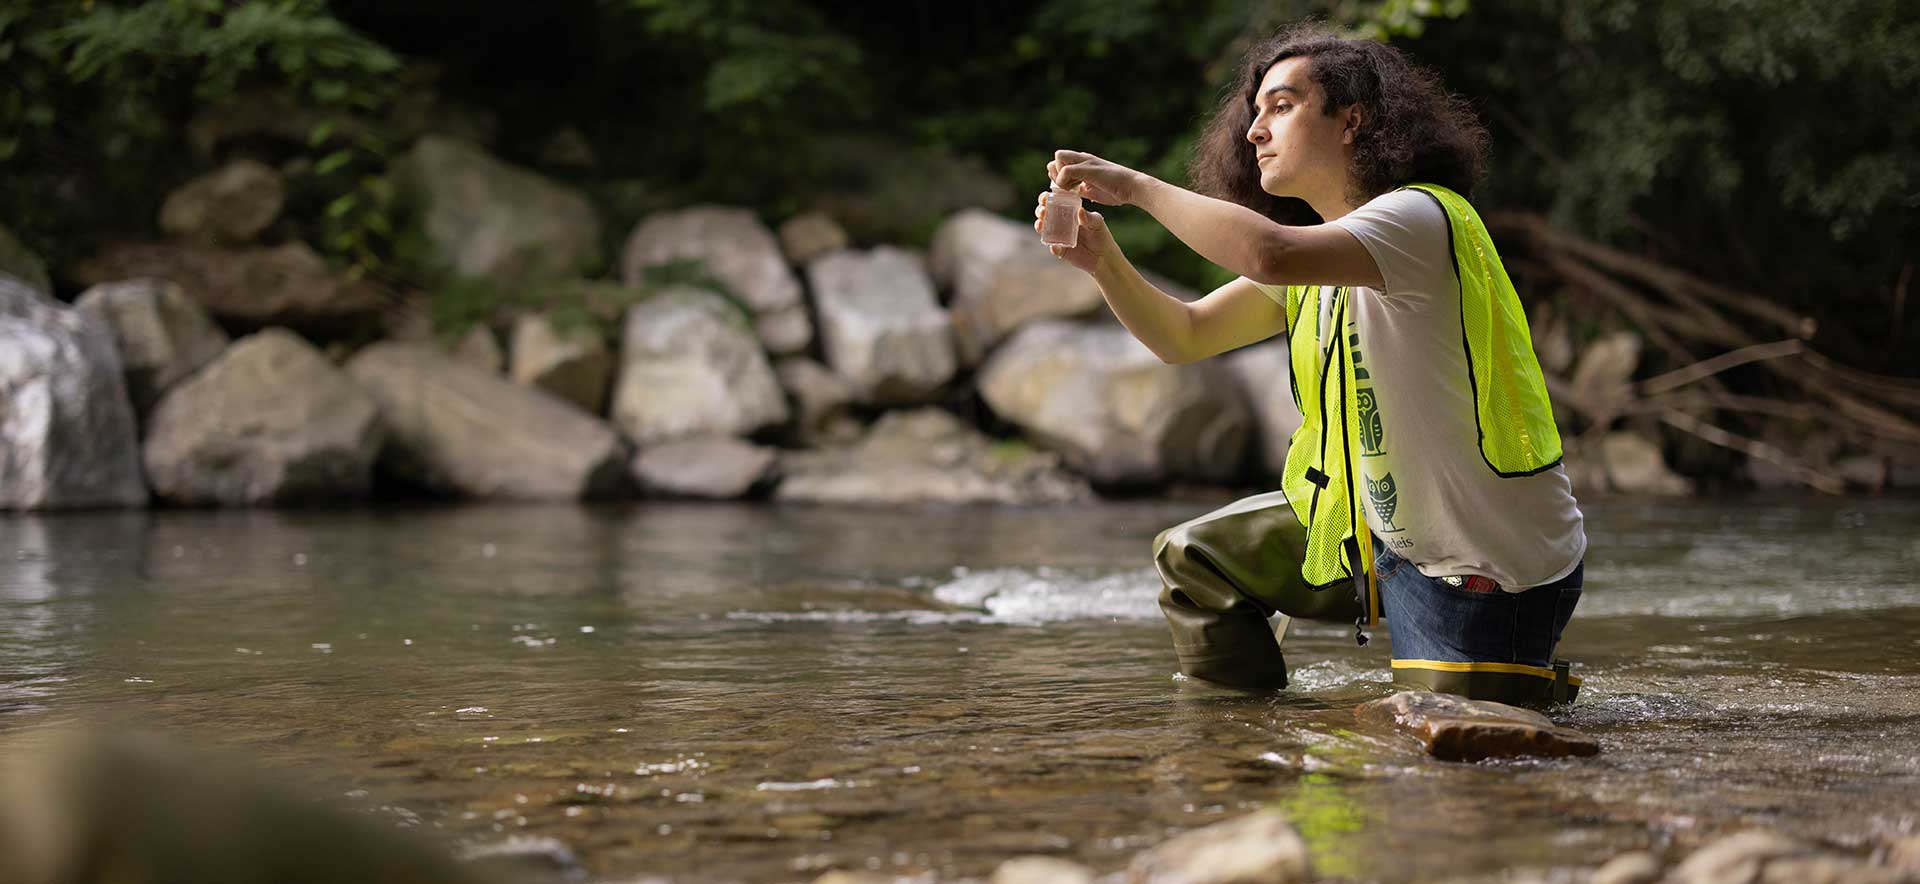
[1304, 467, 1329, 489]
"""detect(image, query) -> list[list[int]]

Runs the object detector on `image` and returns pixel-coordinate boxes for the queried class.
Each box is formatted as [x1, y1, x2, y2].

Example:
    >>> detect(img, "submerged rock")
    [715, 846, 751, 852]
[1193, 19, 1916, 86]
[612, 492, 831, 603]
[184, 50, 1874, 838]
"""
[1590, 851, 1663, 884]
[1663, 830, 1916, 884]
[144, 329, 381, 505]
[992, 855, 1094, 884]
[348, 342, 625, 499]
[74, 278, 231, 419]
[776, 408, 1091, 506]
[1354, 691, 1600, 761]
[1126, 808, 1311, 884]
[0, 277, 147, 510]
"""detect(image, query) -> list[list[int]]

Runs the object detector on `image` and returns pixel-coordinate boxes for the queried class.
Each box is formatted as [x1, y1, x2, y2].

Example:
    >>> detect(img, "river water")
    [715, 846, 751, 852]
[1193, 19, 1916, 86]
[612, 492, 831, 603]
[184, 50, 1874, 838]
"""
[2, 495, 1918, 882]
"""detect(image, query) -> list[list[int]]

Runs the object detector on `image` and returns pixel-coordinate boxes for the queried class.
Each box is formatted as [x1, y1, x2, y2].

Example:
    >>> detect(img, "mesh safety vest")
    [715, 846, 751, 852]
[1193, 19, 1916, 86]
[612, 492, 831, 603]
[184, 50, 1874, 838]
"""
[1280, 183, 1563, 631]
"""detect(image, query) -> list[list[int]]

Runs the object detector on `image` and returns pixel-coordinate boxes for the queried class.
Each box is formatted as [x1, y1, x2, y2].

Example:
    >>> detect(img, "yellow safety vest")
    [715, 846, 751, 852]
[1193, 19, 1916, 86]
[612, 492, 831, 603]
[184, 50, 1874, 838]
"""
[1280, 182, 1563, 633]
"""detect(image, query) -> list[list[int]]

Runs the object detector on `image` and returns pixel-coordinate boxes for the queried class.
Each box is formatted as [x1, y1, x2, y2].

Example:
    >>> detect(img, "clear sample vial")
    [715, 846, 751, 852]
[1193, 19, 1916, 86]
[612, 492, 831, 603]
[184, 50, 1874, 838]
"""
[1041, 182, 1081, 248]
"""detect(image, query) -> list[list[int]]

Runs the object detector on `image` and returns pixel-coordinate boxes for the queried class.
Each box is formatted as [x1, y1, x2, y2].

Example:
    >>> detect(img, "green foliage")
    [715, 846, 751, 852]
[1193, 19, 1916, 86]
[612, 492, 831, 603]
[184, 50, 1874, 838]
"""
[428, 257, 753, 342]
[0, 0, 400, 276]
[1403, 0, 1916, 356]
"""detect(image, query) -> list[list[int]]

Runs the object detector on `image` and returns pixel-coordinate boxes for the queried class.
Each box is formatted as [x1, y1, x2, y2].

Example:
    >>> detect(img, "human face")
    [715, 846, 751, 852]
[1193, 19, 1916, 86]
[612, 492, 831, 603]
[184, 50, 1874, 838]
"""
[1245, 57, 1355, 204]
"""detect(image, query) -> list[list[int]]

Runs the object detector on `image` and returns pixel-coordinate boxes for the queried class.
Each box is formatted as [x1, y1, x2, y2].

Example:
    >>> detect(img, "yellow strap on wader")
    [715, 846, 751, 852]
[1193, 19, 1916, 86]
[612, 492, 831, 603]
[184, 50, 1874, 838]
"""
[1391, 659, 1582, 707]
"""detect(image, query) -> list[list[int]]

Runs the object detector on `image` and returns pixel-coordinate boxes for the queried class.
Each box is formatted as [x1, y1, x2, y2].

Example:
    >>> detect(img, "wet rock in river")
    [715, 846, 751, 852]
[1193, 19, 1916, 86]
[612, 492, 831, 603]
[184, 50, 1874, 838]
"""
[1890, 835, 1920, 871]
[1663, 830, 1917, 884]
[1591, 851, 1663, 884]
[1354, 691, 1600, 761]
[1126, 808, 1311, 884]
[992, 855, 1095, 884]
[0, 277, 147, 510]
[144, 329, 382, 505]
[1600, 431, 1692, 496]
[1222, 338, 1301, 479]
[75, 278, 231, 419]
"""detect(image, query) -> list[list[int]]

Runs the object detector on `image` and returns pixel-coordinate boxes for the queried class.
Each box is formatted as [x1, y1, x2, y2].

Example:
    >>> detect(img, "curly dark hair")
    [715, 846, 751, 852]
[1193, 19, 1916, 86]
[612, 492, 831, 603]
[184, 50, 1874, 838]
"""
[1187, 21, 1489, 225]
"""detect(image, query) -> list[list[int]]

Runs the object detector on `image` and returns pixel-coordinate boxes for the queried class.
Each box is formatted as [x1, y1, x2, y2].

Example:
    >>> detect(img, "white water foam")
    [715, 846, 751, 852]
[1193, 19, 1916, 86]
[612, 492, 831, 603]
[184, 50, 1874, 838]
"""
[929, 566, 1163, 623]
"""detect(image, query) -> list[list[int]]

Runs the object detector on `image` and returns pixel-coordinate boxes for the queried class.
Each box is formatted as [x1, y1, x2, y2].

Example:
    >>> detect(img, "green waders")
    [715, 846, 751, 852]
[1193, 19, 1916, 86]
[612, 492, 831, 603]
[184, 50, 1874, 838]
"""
[1153, 491, 1361, 690]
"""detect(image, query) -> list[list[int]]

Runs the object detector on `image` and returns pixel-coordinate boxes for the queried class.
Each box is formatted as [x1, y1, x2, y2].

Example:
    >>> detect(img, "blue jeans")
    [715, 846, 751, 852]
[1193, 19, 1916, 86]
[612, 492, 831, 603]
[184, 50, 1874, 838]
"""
[1374, 540, 1582, 666]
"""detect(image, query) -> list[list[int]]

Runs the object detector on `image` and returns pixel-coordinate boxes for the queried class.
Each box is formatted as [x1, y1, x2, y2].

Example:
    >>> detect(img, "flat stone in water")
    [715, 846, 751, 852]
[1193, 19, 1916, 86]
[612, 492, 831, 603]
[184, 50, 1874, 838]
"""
[992, 855, 1095, 884]
[1125, 808, 1311, 884]
[1354, 691, 1600, 761]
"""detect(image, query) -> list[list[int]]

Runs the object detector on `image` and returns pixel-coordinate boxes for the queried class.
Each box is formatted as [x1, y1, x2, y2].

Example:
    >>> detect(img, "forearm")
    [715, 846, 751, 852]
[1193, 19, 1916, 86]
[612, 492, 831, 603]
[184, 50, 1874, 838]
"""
[1132, 176, 1285, 283]
[1091, 254, 1194, 364]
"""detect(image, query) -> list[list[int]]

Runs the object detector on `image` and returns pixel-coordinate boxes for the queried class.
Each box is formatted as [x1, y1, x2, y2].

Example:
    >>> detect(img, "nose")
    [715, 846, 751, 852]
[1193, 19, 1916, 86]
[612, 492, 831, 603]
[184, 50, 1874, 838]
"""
[1245, 121, 1266, 146]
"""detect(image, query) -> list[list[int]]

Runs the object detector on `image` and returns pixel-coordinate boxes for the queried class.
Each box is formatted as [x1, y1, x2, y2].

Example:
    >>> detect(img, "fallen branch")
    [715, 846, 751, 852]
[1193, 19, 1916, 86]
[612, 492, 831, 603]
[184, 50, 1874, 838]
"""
[1636, 339, 1805, 397]
[1657, 409, 1846, 495]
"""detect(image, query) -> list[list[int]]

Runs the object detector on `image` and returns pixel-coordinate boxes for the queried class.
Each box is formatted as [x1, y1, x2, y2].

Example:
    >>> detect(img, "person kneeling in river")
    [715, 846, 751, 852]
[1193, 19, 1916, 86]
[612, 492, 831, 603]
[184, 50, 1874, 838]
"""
[1035, 22, 1586, 706]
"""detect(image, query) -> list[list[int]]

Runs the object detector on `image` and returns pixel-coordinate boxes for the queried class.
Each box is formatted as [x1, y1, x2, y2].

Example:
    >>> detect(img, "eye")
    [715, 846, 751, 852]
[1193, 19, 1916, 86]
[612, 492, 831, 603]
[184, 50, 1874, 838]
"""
[1273, 102, 1291, 114]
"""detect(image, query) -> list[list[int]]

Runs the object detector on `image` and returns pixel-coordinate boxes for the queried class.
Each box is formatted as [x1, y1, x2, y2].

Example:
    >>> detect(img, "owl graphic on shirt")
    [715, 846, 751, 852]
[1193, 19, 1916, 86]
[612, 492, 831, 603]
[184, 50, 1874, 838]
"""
[1366, 472, 1401, 533]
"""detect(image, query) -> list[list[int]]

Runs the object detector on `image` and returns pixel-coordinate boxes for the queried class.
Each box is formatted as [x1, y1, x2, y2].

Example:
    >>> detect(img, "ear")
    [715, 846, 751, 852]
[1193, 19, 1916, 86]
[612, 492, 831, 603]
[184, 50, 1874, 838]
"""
[1341, 104, 1365, 145]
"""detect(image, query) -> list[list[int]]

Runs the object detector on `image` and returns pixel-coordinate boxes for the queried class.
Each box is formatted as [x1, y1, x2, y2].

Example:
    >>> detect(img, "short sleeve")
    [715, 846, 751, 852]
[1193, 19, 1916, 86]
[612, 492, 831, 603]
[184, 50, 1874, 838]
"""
[1327, 189, 1452, 305]
[1246, 276, 1288, 307]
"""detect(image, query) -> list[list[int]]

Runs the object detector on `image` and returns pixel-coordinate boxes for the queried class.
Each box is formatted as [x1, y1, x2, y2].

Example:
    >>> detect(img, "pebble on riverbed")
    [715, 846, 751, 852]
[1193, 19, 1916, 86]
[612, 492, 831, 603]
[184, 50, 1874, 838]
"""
[1354, 690, 1600, 761]
[1638, 830, 1920, 884]
[990, 855, 1095, 884]
[1125, 808, 1311, 884]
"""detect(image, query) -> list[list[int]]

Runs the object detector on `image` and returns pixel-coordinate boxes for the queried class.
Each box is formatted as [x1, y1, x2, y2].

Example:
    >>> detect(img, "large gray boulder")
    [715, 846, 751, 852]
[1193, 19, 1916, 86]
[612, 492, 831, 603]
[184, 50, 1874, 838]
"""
[804, 246, 956, 404]
[929, 209, 1103, 364]
[776, 408, 1091, 506]
[401, 135, 603, 281]
[978, 321, 1254, 486]
[347, 342, 625, 499]
[0, 278, 146, 509]
[75, 278, 231, 418]
[610, 287, 788, 444]
[73, 241, 387, 336]
[619, 206, 811, 354]
[143, 329, 381, 505]
[1223, 339, 1302, 479]
[509, 313, 612, 414]
[158, 159, 285, 244]
[0, 223, 51, 297]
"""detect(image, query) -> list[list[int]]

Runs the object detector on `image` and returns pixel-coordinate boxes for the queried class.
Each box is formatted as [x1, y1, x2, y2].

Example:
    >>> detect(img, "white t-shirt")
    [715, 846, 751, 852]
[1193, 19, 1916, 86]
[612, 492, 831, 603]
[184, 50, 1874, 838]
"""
[1253, 189, 1586, 589]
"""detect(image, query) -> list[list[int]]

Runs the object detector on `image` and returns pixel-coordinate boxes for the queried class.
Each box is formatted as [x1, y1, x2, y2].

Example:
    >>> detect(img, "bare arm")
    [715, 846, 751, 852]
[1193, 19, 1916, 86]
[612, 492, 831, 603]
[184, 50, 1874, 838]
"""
[1131, 176, 1385, 289]
[1091, 261, 1290, 365]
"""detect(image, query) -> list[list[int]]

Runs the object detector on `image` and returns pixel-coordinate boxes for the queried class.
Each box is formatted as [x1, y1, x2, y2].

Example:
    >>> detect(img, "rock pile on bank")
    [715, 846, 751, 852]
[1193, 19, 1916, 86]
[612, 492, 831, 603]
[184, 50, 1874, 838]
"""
[4, 135, 1913, 511]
